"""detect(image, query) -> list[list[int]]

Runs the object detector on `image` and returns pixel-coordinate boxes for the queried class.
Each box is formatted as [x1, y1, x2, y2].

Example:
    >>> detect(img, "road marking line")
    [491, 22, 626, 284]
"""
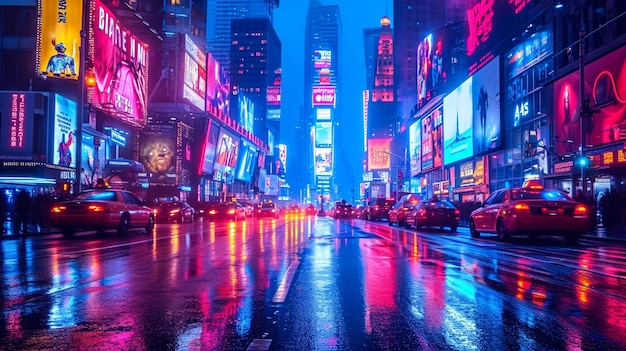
[247, 338, 272, 350]
[272, 260, 299, 303]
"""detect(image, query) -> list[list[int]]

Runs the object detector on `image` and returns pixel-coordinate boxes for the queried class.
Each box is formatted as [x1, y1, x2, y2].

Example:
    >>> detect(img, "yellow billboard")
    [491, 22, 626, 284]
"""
[37, 0, 83, 79]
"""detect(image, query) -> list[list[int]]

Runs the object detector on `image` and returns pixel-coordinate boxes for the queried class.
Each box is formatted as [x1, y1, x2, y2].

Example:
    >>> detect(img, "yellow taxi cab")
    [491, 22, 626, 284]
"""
[469, 180, 589, 243]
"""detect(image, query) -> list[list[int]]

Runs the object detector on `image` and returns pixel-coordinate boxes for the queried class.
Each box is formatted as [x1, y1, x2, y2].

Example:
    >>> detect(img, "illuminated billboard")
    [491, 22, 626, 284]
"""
[267, 109, 281, 121]
[313, 50, 332, 69]
[312, 86, 336, 107]
[199, 121, 219, 175]
[92, 0, 149, 127]
[432, 107, 443, 169]
[367, 138, 392, 171]
[37, 0, 82, 79]
[505, 30, 553, 80]
[214, 129, 240, 183]
[267, 86, 281, 105]
[472, 57, 501, 155]
[237, 93, 254, 133]
[52, 94, 77, 167]
[206, 52, 230, 117]
[278, 144, 287, 173]
[140, 136, 177, 184]
[315, 122, 333, 148]
[235, 139, 258, 182]
[314, 147, 332, 176]
[421, 109, 436, 172]
[409, 120, 421, 176]
[183, 34, 206, 111]
[443, 77, 473, 166]
[1, 93, 35, 157]
[316, 108, 332, 121]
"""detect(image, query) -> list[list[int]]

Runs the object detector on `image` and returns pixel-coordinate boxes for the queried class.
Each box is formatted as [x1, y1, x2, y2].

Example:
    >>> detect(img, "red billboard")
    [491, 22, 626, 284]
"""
[367, 138, 392, 171]
[312, 86, 336, 107]
[91, 0, 149, 128]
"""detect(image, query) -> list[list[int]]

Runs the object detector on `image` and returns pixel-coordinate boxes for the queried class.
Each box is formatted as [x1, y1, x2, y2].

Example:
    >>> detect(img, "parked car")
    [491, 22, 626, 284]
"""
[364, 198, 397, 221]
[388, 194, 420, 226]
[255, 202, 280, 219]
[333, 204, 354, 219]
[205, 202, 247, 221]
[305, 204, 317, 216]
[406, 198, 460, 232]
[469, 180, 589, 243]
[154, 200, 195, 223]
[49, 189, 154, 237]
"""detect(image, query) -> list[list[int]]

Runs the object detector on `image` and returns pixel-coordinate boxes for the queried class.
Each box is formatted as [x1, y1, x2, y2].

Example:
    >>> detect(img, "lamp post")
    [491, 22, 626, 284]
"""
[578, 21, 587, 196]
[74, 0, 88, 194]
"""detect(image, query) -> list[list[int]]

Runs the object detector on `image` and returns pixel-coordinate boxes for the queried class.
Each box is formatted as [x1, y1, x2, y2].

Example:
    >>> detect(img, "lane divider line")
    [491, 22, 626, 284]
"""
[272, 260, 299, 303]
[247, 338, 272, 350]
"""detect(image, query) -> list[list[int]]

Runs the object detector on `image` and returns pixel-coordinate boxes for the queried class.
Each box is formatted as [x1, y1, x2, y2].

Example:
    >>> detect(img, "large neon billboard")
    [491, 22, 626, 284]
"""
[367, 138, 392, 171]
[1, 93, 35, 157]
[409, 120, 421, 176]
[312, 86, 336, 107]
[91, 0, 149, 128]
[471, 57, 501, 155]
[37, 0, 82, 80]
[443, 77, 473, 166]
[314, 147, 332, 176]
[183, 34, 206, 111]
[206, 52, 230, 117]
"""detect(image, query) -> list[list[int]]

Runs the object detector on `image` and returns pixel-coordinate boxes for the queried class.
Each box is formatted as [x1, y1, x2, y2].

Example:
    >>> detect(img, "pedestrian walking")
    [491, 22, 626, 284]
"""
[15, 189, 31, 234]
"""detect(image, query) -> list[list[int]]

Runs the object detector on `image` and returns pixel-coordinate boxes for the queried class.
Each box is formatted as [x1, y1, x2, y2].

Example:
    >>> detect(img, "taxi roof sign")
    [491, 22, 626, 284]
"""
[522, 179, 543, 190]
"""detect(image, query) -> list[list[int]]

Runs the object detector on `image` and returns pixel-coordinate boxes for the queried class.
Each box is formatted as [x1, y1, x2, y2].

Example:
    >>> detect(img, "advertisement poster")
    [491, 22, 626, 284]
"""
[553, 73, 582, 154]
[315, 122, 333, 148]
[313, 50, 332, 69]
[206, 52, 230, 117]
[183, 34, 206, 111]
[409, 120, 421, 176]
[140, 137, 177, 184]
[314, 147, 332, 176]
[238, 94, 254, 133]
[199, 122, 220, 175]
[235, 139, 257, 182]
[367, 138, 392, 170]
[505, 30, 553, 80]
[214, 129, 240, 182]
[433, 107, 443, 169]
[37, 0, 82, 79]
[53, 94, 77, 167]
[421, 110, 434, 171]
[1, 93, 34, 157]
[443, 77, 473, 166]
[92, 0, 149, 127]
[278, 144, 287, 173]
[312, 86, 336, 107]
[472, 57, 501, 155]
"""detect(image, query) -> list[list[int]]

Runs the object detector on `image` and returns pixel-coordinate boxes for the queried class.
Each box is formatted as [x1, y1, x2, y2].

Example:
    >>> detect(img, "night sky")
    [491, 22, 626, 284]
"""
[274, 0, 393, 191]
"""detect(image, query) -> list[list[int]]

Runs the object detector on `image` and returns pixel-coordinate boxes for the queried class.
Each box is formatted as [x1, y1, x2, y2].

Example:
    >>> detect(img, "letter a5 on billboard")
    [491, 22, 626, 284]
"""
[312, 86, 336, 107]
[37, 0, 83, 80]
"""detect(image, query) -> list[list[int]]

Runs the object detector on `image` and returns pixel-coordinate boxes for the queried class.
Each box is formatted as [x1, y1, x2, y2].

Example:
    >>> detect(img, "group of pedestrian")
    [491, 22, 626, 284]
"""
[599, 190, 622, 231]
[0, 189, 58, 235]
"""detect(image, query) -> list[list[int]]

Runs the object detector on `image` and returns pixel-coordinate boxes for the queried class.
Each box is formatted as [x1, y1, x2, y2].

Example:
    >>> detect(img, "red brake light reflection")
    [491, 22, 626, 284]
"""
[574, 205, 587, 215]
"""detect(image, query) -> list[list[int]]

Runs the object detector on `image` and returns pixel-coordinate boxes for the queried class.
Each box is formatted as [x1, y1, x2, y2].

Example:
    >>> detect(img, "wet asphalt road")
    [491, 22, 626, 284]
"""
[1, 216, 626, 350]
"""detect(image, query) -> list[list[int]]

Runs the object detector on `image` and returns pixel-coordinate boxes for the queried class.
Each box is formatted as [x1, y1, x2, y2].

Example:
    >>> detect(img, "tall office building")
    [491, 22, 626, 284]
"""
[301, 0, 341, 202]
[207, 0, 278, 76]
[363, 28, 380, 91]
[368, 15, 395, 138]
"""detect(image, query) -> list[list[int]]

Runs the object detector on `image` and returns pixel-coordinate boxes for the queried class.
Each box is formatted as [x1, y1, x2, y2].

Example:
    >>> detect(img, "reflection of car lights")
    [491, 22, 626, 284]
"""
[209, 210, 217, 215]
[227, 209, 236, 214]
[170, 209, 180, 214]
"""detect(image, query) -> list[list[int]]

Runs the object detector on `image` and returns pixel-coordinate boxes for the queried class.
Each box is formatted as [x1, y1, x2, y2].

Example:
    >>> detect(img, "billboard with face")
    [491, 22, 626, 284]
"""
[52, 94, 77, 167]
[472, 57, 501, 155]
[183, 34, 206, 111]
[1, 93, 35, 157]
[409, 120, 421, 176]
[206, 52, 230, 117]
[367, 138, 392, 171]
[314, 147, 332, 176]
[443, 77, 473, 166]
[92, 0, 149, 127]
[37, 0, 82, 79]
[140, 137, 177, 184]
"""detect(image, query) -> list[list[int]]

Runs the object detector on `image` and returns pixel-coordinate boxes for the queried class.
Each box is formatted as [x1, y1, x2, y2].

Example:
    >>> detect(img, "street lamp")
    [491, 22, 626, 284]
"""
[74, 0, 89, 194]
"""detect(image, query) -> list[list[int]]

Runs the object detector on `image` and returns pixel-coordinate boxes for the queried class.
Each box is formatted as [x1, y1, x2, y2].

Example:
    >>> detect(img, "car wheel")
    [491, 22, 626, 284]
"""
[469, 219, 480, 238]
[145, 215, 155, 234]
[61, 227, 75, 238]
[497, 218, 510, 241]
[118, 214, 130, 236]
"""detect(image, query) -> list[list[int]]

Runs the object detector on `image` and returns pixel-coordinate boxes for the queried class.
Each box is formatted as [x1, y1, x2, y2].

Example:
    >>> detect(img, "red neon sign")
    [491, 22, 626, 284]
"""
[10, 94, 26, 149]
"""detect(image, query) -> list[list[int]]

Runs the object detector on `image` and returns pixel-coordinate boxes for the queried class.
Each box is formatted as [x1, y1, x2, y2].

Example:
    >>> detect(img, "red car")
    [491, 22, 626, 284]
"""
[469, 180, 589, 243]
[406, 198, 460, 232]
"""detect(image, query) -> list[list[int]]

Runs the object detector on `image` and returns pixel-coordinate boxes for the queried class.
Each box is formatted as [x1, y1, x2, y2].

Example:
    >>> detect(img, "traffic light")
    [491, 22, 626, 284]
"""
[84, 71, 96, 87]
[575, 155, 590, 168]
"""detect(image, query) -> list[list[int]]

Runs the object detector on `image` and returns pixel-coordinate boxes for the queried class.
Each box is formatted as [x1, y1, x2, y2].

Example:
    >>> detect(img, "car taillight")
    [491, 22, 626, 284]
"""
[170, 209, 181, 214]
[88, 204, 109, 212]
[50, 205, 67, 213]
[271, 209, 276, 213]
[513, 203, 531, 213]
[574, 205, 587, 215]
[209, 210, 217, 215]
[419, 209, 427, 217]
[454, 209, 460, 215]
[374, 206, 379, 210]
[227, 209, 235, 214]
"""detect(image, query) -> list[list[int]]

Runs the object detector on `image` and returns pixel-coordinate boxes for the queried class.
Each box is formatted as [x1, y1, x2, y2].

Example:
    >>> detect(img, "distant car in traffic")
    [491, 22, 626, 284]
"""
[49, 189, 154, 237]
[388, 194, 420, 227]
[405, 198, 460, 232]
[469, 180, 589, 243]
[205, 202, 247, 221]
[255, 202, 279, 219]
[154, 200, 195, 223]
[364, 198, 397, 221]
[305, 204, 317, 216]
[333, 204, 354, 219]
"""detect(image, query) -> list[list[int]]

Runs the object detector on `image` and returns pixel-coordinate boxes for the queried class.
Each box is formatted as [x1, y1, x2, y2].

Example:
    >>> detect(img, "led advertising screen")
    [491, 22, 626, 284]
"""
[140, 136, 177, 184]
[37, 0, 82, 79]
[206, 52, 230, 117]
[314, 147, 332, 176]
[214, 129, 240, 183]
[432, 106, 444, 169]
[367, 138, 392, 171]
[472, 57, 501, 155]
[267, 86, 281, 105]
[505, 30, 553, 80]
[553, 74, 581, 155]
[421, 109, 435, 172]
[237, 93, 255, 133]
[416, 33, 432, 104]
[183, 34, 206, 111]
[92, 0, 149, 127]
[1, 93, 35, 157]
[199, 122, 219, 175]
[52, 94, 77, 167]
[278, 144, 287, 173]
[312, 86, 336, 107]
[235, 139, 258, 182]
[316, 108, 332, 121]
[409, 120, 421, 176]
[315, 122, 333, 148]
[443, 77, 473, 166]
[313, 50, 332, 69]
[267, 109, 281, 121]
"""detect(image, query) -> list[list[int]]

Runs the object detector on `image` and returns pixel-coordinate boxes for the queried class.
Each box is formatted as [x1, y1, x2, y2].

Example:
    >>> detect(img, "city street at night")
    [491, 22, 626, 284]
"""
[2, 217, 626, 350]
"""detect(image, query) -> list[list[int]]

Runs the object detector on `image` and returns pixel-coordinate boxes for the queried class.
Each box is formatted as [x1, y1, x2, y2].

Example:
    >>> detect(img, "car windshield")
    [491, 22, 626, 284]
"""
[74, 191, 117, 201]
[260, 203, 275, 209]
[423, 200, 455, 208]
[159, 202, 181, 208]
[511, 189, 572, 201]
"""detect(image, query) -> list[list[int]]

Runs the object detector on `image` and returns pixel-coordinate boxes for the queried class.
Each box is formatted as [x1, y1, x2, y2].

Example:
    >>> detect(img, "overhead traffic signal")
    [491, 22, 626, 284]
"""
[575, 155, 590, 167]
